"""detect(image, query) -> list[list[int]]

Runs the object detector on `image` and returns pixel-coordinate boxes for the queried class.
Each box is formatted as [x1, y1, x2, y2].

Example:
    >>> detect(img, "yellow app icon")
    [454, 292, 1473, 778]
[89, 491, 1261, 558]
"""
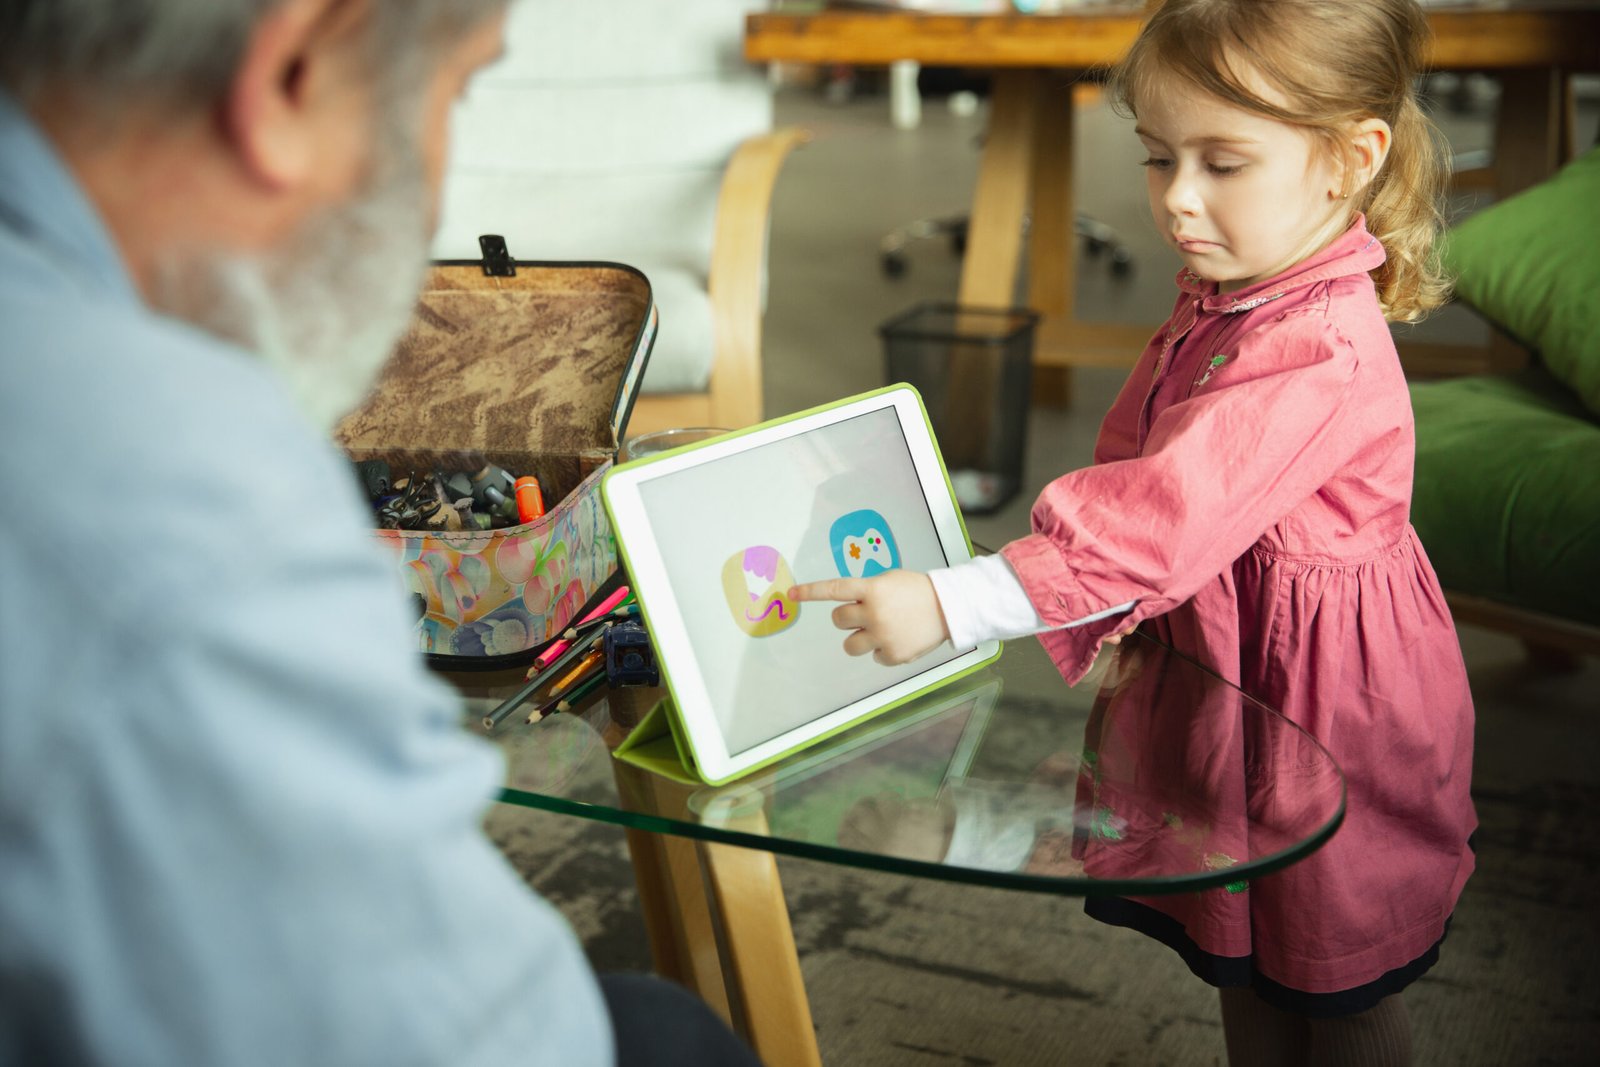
[722, 546, 800, 637]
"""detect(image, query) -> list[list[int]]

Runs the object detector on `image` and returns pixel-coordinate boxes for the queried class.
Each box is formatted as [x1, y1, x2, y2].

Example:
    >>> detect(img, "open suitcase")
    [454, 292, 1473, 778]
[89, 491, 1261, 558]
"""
[335, 237, 655, 667]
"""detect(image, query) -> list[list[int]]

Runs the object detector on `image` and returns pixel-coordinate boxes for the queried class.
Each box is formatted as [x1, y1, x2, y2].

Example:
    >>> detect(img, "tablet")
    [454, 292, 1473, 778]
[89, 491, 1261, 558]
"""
[602, 385, 1002, 784]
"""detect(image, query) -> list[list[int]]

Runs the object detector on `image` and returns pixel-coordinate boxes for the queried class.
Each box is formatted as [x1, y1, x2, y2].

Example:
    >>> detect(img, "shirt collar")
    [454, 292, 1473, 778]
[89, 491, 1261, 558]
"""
[1174, 216, 1387, 314]
[0, 90, 139, 303]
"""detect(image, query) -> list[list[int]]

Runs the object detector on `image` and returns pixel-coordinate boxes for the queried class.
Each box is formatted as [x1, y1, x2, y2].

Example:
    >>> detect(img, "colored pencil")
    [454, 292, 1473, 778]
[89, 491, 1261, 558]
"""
[481, 627, 606, 731]
[554, 671, 609, 715]
[549, 649, 605, 697]
[539, 602, 638, 655]
[533, 585, 631, 670]
[527, 665, 608, 724]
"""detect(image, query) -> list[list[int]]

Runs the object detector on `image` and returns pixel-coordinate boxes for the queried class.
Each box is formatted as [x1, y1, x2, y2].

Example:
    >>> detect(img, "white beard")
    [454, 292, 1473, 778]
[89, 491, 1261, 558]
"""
[151, 120, 433, 433]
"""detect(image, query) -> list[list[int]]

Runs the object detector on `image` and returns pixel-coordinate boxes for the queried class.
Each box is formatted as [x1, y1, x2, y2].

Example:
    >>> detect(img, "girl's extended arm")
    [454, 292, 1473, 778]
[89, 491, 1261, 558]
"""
[791, 537, 1135, 665]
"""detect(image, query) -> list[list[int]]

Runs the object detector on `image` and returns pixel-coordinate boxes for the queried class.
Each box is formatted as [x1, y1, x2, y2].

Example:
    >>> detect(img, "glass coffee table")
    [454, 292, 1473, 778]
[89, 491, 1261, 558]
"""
[448, 631, 1344, 1067]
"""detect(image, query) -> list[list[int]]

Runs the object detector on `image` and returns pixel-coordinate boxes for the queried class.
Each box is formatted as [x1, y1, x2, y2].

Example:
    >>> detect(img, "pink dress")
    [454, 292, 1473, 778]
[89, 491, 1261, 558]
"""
[1001, 219, 1477, 998]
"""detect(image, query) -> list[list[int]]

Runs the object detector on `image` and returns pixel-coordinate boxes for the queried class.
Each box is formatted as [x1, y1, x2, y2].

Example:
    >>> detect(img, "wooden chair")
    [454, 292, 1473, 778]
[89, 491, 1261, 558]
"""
[432, 0, 806, 436]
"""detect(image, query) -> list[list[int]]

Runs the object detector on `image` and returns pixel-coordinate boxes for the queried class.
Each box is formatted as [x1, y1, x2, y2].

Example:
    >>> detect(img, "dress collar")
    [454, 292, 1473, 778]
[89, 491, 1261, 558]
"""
[0, 90, 139, 304]
[1174, 216, 1386, 314]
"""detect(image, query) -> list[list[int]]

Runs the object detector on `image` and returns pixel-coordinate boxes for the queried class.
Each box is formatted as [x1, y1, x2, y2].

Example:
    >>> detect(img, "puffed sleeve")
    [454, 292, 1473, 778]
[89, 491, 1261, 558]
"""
[1001, 311, 1364, 681]
[1091, 299, 1179, 467]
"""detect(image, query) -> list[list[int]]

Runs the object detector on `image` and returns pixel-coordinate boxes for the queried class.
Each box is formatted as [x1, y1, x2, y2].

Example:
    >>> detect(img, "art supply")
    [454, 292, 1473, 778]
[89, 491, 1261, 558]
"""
[357, 461, 540, 531]
[527, 667, 609, 725]
[603, 618, 658, 687]
[549, 649, 605, 698]
[481, 627, 608, 731]
[553, 672, 609, 717]
[514, 475, 546, 523]
[532, 585, 631, 670]
[547, 601, 638, 648]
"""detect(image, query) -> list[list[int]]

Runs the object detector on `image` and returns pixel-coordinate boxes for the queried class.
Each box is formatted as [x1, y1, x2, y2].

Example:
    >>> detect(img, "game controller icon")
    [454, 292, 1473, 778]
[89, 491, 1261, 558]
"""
[721, 546, 800, 637]
[829, 510, 901, 579]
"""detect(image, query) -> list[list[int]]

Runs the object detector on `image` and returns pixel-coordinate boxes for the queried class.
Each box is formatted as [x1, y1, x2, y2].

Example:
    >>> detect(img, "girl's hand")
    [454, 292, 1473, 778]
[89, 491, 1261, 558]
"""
[1103, 621, 1139, 646]
[789, 570, 949, 666]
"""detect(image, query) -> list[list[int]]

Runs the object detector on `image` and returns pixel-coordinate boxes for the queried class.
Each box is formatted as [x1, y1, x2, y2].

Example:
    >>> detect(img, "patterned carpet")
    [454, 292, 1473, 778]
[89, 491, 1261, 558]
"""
[486, 650, 1600, 1066]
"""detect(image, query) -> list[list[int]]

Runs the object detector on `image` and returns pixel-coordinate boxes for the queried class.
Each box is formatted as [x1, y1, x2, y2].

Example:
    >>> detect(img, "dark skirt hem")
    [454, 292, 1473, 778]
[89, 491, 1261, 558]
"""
[1083, 896, 1449, 1019]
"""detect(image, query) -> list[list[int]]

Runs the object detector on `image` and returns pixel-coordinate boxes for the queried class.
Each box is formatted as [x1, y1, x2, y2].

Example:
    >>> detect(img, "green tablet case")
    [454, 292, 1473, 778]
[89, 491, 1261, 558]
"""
[603, 384, 1002, 786]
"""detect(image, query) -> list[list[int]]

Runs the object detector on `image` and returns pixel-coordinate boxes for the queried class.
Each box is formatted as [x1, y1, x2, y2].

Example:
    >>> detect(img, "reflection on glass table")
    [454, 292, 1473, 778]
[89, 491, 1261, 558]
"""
[448, 631, 1344, 1067]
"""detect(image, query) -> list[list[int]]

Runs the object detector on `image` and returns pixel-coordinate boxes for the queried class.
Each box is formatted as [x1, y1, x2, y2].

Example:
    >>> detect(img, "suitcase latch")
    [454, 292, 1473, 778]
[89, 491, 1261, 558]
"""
[478, 234, 517, 277]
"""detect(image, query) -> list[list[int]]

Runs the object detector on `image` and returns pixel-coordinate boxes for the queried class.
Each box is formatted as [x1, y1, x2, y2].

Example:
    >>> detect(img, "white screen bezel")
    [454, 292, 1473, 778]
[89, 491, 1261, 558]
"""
[603, 386, 1001, 784]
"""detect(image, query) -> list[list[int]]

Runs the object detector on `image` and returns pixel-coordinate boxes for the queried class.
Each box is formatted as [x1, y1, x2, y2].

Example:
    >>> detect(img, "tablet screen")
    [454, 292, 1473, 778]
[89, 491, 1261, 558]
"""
[635, 404, 972, 756]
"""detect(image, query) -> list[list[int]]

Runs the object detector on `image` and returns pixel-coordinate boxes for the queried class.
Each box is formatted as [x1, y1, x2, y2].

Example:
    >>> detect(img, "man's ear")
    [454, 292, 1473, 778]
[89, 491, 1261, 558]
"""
[221, 0, 364, 191]
[1340, 117, 1392, 198]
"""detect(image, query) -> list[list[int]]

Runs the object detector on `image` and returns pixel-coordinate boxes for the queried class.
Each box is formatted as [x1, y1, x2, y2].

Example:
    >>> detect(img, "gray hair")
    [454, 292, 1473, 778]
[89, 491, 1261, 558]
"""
[0, 0, 508, 111]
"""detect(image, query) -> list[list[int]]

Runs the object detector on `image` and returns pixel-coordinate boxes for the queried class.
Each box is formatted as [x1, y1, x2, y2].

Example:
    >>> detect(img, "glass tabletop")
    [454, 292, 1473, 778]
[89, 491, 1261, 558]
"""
[449, 631, 1344, 897]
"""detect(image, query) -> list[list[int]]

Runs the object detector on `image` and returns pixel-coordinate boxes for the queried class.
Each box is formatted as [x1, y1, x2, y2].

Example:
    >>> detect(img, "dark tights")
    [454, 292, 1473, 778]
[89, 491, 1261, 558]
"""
[1220, 987, 1412, 1067]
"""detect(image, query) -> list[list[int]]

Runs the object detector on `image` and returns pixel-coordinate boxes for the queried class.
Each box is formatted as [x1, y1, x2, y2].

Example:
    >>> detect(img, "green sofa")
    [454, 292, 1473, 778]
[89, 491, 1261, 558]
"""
[1409, 145, 1600, 654]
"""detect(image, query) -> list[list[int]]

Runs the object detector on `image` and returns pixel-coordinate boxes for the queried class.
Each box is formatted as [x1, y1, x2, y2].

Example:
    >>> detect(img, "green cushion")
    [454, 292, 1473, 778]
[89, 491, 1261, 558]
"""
[1443, 146, 1600, 416]
[1411, 368, 1600, 626]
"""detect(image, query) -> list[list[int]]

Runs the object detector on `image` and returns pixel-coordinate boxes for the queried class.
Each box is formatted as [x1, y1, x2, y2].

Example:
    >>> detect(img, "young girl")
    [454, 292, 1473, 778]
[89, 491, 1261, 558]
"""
[792, 1, 1475, 1062]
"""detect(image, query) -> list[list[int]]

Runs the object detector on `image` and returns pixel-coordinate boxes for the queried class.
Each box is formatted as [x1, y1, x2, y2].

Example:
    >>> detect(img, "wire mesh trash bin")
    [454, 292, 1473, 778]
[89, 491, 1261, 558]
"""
[880, 302, 1039, 514]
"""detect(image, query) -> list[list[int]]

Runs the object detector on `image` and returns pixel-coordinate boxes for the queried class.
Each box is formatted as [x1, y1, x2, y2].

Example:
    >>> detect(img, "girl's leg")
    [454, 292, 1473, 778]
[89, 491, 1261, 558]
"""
[1219, 986, 1308, 1067]
[1306, 994, 1412, 1067]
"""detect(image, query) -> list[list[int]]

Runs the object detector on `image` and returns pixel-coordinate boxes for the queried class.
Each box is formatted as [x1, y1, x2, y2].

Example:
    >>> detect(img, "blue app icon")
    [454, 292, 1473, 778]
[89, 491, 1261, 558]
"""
[830, 510, 901, 579]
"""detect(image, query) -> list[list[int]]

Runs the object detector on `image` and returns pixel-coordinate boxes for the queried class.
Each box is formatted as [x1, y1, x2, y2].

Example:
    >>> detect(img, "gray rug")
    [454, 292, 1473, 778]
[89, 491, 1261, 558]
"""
[486, 639, 1600, 1066]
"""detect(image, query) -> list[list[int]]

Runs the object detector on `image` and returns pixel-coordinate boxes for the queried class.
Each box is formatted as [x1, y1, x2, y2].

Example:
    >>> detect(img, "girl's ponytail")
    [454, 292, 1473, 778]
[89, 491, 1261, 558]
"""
[1360, 93, 1451, 323]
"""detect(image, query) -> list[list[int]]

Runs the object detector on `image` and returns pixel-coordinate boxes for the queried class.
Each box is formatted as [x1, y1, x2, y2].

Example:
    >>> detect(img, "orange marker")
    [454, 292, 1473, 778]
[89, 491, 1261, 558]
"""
[514, 475, 545, 523]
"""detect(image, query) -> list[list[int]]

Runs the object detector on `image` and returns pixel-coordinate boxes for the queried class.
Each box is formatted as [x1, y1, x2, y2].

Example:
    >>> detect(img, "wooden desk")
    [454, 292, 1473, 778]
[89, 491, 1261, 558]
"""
[747, 3, 1600, 391]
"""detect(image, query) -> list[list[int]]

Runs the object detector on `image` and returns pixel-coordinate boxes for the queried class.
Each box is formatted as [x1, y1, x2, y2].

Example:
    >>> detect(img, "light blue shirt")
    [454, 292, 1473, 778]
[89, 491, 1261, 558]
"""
[0, 93, 613, 1066]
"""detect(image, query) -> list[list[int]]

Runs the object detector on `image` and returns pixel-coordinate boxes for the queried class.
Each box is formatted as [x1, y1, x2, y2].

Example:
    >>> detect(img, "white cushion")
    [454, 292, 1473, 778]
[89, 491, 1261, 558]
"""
[494, 0, 763, 82]
[435, 168, 722, 269]
[450, 78, 772, 176]
[432, 0, 773, 396]
[628, 263, 716, 394]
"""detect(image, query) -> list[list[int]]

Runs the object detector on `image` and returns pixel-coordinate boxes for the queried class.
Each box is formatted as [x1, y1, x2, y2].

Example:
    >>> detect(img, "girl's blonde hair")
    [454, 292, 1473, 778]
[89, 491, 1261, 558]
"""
[1110, 0, 1450, 322]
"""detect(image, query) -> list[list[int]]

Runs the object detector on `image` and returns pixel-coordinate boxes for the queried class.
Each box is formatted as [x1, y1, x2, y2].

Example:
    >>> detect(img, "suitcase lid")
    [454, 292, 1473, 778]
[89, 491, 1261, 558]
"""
[335, 236, 655, 488]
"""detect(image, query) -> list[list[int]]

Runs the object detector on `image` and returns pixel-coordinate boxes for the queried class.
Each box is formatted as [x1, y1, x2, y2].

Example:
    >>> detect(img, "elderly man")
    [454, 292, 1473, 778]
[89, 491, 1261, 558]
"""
[0, 2, 758, 1064]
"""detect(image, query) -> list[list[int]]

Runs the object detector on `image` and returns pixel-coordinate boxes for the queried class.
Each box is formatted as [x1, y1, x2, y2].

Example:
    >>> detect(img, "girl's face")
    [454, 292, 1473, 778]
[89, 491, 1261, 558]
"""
[1135, 78, 1351, 293]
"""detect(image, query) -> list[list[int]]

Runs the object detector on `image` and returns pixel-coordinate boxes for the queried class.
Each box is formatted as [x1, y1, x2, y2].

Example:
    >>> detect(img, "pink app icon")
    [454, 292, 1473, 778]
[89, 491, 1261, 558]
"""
[721, 546, 799, 637]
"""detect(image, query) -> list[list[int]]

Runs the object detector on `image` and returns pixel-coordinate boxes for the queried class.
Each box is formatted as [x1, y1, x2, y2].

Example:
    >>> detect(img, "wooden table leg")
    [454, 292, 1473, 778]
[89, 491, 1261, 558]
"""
[699, 834, 822, 1067]
[958, 71, 1041, 309]
[940, 71, 1043, 466]
[1026, 75, 1076, 409]
[1481, 68, 1571, 374]
[1493, 68, 1568, 200]
[621, 826, 734, 1024]
[613, 764, 822, 1067]
[958, 75, 1149, 410]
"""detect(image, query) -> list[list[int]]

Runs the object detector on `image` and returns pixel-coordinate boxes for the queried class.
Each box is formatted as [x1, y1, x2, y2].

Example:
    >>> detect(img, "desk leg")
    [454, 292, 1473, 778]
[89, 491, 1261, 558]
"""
[1492, 68, 1568, 200]
[1027, 76, 1076, 409]
[958, 71, 1040, 310]
[958, 75, 1149, 409]
[699, 837, 823, 1067]
[613, 764, 822, 1067]
[938, 72, 1043, 465]
[622, 826, 734, 1023]
[1483, 69, 1572, 373]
